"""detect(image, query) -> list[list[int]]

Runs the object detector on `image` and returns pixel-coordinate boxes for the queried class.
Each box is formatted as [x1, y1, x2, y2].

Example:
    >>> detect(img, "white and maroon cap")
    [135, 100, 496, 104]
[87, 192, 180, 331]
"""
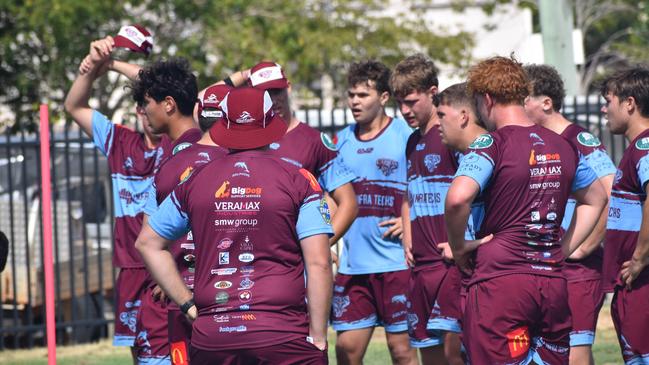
[198, 84, 232, 120]
[113, 24, 153, 56]
[248, 61, 289, 90]
[209, 87, 287, 149]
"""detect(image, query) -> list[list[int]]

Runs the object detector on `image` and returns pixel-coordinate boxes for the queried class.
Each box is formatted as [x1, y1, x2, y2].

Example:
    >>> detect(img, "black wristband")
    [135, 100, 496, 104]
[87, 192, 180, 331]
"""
[223, 76, 235, 87]
[180, 298, 195, 314]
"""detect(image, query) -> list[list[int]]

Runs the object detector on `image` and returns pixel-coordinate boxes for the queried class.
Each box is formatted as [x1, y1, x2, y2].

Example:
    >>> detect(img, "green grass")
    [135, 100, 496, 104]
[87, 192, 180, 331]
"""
[0, 305, 624, 365]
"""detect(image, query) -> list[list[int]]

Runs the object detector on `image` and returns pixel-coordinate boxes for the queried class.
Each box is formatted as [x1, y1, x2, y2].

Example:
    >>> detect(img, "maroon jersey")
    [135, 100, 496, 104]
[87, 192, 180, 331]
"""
[405, 126, 459, 270]
[91, 110, 169, 268]
[148, 150, 333, 351]
[604, 129, 649, 291]
[455, 125, 597, 285]
[560, 124, 616, 283]
[269, 122, 355, 192]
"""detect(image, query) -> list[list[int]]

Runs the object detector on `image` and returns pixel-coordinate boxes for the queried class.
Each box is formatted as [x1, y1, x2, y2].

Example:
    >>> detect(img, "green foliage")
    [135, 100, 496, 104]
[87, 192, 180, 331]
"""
[0, 0, 473, 130]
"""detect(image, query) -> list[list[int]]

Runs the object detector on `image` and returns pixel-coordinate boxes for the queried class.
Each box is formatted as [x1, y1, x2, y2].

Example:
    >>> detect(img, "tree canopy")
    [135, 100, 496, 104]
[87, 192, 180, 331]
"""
[0, 0, 473, 130]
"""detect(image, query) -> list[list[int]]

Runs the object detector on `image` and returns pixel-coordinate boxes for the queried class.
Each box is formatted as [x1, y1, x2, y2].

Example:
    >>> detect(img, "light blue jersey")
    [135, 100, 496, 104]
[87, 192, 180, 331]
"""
[336, 118, 411, 274]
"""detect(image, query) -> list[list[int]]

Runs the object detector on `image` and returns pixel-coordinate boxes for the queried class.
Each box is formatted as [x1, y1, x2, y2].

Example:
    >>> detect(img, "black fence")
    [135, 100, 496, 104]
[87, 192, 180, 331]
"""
[0, 95, 623, 349]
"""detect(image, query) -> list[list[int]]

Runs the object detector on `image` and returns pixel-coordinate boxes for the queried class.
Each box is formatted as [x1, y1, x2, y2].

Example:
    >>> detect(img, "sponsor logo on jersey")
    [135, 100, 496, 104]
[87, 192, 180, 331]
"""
[239, 253, 254, 263]
[213, 314, 229, 323]
[214, 218, 259, 228]
[320, 198, 331, 224]
[119, 189, 149, 205]
[229, 186, 263, 198]
[506, 326, 530, 358]
[238, 277, 254, 290]
[416, 143, 426, 151]
[529, 150, 561, 166]
[214, 281, 233, 289]
[211, 268, 237, 275]
[219, 325, 247, 333]
[183, 254, 195, 263]
[299, 168, 323, 192]
[636, 137, 649, 150]
[219, 252, 229, 265]
[376, 158, 399, 176]
[231, 313, 257, 321]
[469, 134, 494, 149]
[215, 181, 231, 198]
[240, 236, 253, 251]
[269, 142, 280, 150]
[217, 238, 233, 250]
[214, 201, 261, 212]
[577, 132, 601, 147]
[215, 291, 229, 304]
[529, 133, 545, 146]
[529, 166, 562, 177]
[239, 290, 252, 302]
[424, 154, 441, 172]
[179, 166, 194, 184]
[124, 157, 134, 170]
[173, 142, 192, 155]
[239, 304, 250, 310]
[357, 147, 374, 154]
[233, 162, 250, 177]
[320, 132, 337, 151]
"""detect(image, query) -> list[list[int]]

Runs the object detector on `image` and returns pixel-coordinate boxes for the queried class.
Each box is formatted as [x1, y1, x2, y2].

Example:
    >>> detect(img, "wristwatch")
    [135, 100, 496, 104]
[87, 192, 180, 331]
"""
[180, 298, 195, 314]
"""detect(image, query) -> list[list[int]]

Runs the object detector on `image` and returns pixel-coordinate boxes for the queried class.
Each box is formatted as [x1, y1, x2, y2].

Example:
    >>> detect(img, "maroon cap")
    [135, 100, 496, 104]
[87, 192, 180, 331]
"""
[197, 84, 232, 120]
[248, 61, 289, 90]
[113, 25, 153, 56]
[209, 88, 287, 149]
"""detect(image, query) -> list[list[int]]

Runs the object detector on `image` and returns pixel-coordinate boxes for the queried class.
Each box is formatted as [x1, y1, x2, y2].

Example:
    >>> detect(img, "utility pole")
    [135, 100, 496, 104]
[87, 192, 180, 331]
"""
[538, 0, 579, 96]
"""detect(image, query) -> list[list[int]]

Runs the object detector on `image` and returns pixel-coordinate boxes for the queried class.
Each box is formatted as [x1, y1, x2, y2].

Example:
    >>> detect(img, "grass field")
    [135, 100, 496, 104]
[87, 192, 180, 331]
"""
[0, 305, 624, 365]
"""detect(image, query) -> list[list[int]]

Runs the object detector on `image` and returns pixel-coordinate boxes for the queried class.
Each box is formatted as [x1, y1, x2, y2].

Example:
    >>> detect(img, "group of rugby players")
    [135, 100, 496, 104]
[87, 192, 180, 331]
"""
[63, 25, 649, 365]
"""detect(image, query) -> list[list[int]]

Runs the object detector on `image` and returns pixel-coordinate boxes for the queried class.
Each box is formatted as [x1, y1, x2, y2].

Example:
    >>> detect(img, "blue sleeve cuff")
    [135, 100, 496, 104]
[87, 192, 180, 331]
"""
[637, 154, 649, 188]
[143, 183, 158, 216]
[572, 154, 598, 192]
[148, 192, 190, 240]
[454, 152, 494, 193]
[319, 156, 356, 192]
[91, 110, 114, 156]
[296, 198, 334, 240]
[584, 149, 616, 178]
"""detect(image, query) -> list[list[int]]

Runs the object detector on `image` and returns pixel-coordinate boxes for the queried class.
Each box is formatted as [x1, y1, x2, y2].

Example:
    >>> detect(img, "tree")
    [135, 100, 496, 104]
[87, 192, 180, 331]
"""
[0, 0, 473, 131]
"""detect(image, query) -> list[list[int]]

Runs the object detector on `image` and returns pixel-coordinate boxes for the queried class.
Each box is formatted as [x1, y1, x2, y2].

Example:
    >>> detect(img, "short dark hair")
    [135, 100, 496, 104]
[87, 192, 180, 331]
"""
[131, 58, 198, 116]
[600, 67, 649, 118]
[391, 54, 439, 98]
[347, 60, 392, 95]
[524, 64, 565, 112]
[439, 82, 484, 127]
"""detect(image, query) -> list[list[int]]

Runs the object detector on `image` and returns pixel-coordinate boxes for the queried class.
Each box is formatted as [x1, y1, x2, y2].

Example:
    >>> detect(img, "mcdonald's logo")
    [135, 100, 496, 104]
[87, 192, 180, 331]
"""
[170, 341, 189, 365]
[506, 326, 530, 358]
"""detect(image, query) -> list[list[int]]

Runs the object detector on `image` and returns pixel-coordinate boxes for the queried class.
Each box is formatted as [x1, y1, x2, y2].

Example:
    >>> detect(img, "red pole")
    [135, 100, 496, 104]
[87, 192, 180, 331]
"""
[39, 104, 57, 364]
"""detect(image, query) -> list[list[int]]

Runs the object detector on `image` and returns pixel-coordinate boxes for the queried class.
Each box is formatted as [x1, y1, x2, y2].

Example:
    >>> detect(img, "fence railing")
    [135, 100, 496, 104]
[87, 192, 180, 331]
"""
[0, 95, 620, 349]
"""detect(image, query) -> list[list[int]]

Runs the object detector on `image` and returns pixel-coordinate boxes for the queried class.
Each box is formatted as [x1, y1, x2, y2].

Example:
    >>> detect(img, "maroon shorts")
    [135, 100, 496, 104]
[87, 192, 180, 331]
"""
[567, 279, 604, 346]
[190, 337, 328, 365]
[169, 308, 193, 364]
[113, 268, 148, 347]
[134, 284, 171, 363]
[611, 279, 649, 363]
[331, 270, 410, 333]
[463, 274, 570, 365]
[407, 265, 462, 348]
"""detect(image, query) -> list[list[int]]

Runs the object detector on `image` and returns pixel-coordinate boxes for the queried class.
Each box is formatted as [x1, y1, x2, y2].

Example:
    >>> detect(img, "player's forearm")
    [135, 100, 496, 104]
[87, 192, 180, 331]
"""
[328, 185, 358, 245]
[401, 199, 412, 248]
[306, 262, 332, 339]
[135, 227, 193, 306]
[570, 201, 608, 258]
[561, 202, 606, 257]
[108, 59, 142, 81]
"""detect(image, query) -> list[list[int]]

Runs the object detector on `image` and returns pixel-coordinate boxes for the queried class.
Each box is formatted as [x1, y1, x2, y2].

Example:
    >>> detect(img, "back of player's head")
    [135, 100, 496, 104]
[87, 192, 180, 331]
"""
[524, 64, 565, 112]
[390, 54, 439, 98]
[600, 67, 649, 118]
[131, 58, 198, 116]
[467, 56, 529, 105]
[439, 82, 484, 127]
[347, 60, 392, 95]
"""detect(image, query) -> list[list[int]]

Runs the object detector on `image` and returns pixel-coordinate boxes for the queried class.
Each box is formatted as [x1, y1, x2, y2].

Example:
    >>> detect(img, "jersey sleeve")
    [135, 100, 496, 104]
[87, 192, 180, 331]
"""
[455, 135, 498, 193]
[91, 110, 115, 157]
[143, 182, 158, 216]
[319, 154, 356, 192]
[295, 168, 334, 240]
[571, 154, 598, 192]
[636, 153, 649, 189]
[148, 190, 191, 241]
[574, 132, 616, 178]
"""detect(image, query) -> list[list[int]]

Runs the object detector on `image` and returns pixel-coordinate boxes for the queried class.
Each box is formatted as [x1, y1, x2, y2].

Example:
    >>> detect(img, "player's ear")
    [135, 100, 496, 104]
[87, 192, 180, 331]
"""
[379, 91, 390, 106]
[164, 96, 176, 114]
[542, 96, 553, 112]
